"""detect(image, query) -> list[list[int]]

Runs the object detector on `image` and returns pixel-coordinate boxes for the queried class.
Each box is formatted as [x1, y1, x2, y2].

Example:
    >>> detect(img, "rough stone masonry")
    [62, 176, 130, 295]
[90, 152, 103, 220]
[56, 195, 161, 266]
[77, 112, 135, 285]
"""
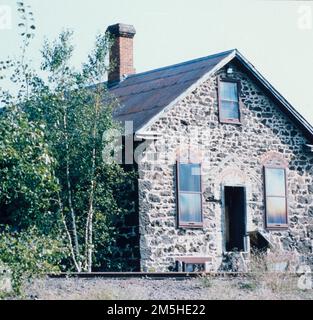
[137, 63, 313, 272]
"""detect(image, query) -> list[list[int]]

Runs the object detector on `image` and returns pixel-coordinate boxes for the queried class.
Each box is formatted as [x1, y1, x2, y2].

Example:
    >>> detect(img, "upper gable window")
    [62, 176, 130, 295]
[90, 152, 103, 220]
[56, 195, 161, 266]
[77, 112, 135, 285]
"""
[218, 80, 241, 123]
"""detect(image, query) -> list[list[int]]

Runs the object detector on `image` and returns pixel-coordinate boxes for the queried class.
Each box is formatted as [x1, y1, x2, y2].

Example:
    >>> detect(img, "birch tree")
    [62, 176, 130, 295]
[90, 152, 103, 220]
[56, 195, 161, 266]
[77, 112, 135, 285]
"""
[1, 1, 135, 272]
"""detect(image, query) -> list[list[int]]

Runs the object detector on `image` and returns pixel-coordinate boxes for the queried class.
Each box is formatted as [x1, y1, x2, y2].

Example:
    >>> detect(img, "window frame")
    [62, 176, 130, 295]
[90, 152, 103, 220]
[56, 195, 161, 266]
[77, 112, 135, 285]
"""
[263, 165, 289, 230]
[218, 78, 242, 124]
[176, 161, 203, 228]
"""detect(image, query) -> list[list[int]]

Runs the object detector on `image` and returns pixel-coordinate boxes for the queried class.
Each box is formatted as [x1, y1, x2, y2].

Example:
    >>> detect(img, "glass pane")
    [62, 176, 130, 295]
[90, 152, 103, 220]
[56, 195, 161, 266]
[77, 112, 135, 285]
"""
[265, 168, 286, 197]
[179, 163, 201, 192]
[220, 82, 238, 101]
[179, 193, 202, 223]
[185, 264, 195, 272]
[220, 101, 240, 120]
[266, 197, 287, 225]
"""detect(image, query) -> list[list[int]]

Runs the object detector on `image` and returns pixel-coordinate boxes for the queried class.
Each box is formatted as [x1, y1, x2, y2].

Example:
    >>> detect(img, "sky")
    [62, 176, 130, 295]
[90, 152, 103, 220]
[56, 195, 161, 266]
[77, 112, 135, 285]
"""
[0, 0, 313, 125]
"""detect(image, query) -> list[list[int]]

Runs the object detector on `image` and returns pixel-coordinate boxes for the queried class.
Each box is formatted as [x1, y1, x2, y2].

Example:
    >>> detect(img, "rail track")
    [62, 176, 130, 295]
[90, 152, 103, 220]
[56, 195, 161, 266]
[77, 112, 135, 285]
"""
[48, 271, 301, 279]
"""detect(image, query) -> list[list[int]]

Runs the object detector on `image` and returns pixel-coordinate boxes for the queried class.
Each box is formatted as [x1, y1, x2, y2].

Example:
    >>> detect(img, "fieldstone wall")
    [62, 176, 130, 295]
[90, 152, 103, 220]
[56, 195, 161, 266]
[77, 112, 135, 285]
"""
[102, 165, 140, 272]
[137, 63, 313, 272]
[110, 205, 140, 271]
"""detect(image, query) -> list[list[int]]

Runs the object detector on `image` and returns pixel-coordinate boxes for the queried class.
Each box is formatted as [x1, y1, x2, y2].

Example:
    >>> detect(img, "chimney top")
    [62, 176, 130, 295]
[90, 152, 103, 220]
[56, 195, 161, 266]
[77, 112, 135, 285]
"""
[106, 23, 136, 38]
[106, 23, 136, 85]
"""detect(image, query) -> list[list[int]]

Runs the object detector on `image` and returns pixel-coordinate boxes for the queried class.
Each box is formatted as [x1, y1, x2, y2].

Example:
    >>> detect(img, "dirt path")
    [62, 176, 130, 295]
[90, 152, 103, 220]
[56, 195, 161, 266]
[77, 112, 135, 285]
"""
[22, 276, 313, 300]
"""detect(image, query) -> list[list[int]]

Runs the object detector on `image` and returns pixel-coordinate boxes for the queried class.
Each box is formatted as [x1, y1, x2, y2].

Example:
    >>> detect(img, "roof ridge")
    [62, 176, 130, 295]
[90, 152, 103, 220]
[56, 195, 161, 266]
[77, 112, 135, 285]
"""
[125, 49, 236, 80]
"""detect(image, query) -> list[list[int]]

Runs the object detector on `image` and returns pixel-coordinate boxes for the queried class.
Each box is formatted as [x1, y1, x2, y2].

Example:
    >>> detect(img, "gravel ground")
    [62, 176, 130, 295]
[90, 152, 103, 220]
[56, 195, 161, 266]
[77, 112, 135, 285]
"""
[21, 276, 313, 300]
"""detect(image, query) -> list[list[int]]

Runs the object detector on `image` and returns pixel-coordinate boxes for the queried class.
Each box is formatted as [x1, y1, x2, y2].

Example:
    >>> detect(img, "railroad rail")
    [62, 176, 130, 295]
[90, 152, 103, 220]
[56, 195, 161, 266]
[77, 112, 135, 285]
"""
[48, 271, 302, 279]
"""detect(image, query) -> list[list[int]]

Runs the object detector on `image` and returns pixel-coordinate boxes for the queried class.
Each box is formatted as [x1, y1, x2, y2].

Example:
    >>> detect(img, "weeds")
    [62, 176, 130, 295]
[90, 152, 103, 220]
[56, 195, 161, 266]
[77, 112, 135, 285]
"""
[248, 248, 300, 294]
[237, 280, 258, 291]
[198, 274, 212, 288]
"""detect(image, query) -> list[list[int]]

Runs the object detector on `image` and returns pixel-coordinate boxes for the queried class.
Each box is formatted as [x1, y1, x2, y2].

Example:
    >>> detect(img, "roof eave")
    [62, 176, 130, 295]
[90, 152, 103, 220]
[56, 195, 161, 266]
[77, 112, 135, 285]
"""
[234, 50, 313, 142]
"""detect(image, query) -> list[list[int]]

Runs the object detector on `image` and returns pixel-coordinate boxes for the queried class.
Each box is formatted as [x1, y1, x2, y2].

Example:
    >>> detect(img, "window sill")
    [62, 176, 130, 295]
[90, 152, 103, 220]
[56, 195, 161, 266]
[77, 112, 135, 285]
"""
[178, 223, 203, 229]
[220, 119, 242, 125]
[223, 250, 249, 254]
[266, 225, 289, 231]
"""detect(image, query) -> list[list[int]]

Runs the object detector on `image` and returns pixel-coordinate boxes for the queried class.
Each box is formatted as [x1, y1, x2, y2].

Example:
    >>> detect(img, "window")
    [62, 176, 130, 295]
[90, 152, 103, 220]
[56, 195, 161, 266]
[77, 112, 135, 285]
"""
[264, 167, 288, 228]
[218, 80, 240, 123]
[177, 163, 203, 227]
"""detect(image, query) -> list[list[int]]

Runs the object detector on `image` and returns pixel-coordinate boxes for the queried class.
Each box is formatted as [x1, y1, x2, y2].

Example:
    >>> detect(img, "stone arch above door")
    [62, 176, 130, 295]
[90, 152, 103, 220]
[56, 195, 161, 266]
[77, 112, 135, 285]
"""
[203, 154, 262, 201]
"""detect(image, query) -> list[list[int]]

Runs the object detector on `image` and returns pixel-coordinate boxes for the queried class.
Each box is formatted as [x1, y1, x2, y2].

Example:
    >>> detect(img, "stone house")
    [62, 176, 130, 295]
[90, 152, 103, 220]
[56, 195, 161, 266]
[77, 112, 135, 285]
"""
[107, 23, 313, 272]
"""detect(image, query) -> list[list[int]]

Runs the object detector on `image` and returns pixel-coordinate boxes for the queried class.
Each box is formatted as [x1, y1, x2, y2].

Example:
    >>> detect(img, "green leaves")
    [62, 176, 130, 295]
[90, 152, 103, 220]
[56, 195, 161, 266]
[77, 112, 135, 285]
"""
[0, 226, 68, 294]
[16, 1, 36, 43]
[82, 32, 113, 84]
[41, 30, 74, 75]
[0, 106, 59, 232]
[0, 0, 135, 275]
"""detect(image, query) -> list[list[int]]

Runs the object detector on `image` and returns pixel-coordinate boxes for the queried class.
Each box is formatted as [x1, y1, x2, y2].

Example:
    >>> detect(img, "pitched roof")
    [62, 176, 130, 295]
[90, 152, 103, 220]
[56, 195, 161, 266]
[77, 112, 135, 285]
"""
[110, 50, 233, 132]
[110, 49, 313, 142]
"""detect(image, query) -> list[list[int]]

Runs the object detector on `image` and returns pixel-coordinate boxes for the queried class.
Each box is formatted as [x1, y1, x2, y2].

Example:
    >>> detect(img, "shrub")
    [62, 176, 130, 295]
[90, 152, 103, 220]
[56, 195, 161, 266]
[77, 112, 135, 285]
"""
[0, 226, 69, 295]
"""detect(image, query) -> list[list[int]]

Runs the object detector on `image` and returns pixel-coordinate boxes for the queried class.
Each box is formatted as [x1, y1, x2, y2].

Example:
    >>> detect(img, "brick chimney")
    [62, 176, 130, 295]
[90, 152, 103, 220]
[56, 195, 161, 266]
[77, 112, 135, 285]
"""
[106, 23, 136, 84]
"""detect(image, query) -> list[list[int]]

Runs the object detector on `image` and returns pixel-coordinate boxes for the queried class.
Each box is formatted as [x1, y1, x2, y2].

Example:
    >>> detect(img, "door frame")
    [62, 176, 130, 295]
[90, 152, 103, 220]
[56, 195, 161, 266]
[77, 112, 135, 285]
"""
[221, 183, 248, 253]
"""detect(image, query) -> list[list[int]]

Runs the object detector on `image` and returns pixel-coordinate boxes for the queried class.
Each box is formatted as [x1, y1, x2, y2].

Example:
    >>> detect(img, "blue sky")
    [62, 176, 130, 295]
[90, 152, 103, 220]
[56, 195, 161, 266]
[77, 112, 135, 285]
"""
[1, 0, 313, 125]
